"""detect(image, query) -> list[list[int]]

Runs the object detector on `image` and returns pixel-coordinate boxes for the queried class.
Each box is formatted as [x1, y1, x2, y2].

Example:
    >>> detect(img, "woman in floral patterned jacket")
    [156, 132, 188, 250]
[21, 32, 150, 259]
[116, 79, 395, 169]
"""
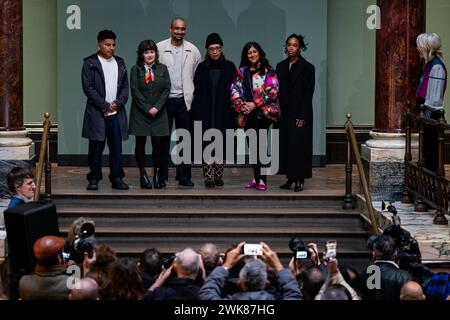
[231, 42, 280, 191]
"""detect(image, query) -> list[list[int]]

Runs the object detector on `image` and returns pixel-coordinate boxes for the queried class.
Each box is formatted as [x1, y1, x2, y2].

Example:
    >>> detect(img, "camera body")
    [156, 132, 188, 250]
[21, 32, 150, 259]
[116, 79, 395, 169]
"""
[63, 222, 97, 264]
[162, 253, 179, 269]
[289, 237, 311, 260]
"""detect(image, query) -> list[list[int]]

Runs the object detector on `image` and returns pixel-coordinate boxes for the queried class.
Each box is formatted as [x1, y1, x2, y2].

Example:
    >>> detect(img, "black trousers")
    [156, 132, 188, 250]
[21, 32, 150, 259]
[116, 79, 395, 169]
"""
[135, 135, 169, 173]
[424, 110, 442, 172]
[160, 97, 192, 182]
[87, 114, 124, 183]
[244, 111, 272, 184]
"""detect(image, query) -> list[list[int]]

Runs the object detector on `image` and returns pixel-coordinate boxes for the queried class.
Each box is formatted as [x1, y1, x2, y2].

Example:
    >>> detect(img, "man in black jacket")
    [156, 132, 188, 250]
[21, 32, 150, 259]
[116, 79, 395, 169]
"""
[362, 235, 412, 300]
[81, 30, 129, 191]
[144, 248, 202, 300]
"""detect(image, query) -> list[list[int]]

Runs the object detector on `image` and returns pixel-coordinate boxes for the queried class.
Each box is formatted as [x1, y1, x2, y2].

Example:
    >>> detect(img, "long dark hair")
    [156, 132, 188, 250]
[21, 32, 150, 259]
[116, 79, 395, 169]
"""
[136, 39, 159, 66]
[240, 41, 270, 75]
[110, 258, 144, 300]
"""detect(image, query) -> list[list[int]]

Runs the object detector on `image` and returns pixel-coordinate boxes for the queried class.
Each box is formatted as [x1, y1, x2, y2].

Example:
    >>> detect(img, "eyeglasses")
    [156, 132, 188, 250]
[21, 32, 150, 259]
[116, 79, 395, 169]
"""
[208, 46, 223, 53]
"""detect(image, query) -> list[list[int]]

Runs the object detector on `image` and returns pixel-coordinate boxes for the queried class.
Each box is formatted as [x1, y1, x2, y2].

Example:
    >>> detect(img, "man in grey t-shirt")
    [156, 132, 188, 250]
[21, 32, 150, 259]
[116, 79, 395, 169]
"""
[158, 18, 201, 186]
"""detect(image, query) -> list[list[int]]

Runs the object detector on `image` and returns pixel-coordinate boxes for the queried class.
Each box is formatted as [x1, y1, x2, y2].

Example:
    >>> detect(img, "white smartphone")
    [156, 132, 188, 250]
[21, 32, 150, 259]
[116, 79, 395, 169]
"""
[243, 243, 263, 256]
[325, 240, 337, 259]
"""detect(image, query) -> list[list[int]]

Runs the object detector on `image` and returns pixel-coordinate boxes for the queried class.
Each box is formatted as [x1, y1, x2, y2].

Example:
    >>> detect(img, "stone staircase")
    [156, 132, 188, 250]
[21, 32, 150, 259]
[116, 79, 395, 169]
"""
[52, 191, 372, 271]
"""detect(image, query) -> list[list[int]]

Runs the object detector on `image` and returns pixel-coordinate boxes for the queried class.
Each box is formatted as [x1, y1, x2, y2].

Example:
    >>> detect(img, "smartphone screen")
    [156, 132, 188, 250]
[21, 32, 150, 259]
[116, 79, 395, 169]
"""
[243, 244, 263, 256]
[325, 240, 337, 259]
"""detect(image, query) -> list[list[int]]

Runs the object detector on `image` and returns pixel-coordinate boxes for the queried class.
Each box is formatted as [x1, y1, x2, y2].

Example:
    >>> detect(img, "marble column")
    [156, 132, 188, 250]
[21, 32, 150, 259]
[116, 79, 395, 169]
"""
[0, 0, 34, 199]
[362, 0, 425, 200]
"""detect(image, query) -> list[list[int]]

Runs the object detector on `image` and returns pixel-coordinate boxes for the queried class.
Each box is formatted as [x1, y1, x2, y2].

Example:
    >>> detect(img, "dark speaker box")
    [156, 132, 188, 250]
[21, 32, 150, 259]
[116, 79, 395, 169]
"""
[4, 201, 60, 275]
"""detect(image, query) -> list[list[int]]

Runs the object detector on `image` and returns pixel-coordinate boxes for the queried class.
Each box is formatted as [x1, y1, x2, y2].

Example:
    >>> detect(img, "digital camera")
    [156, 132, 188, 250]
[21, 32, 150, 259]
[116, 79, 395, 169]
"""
[289, 237, 311, 260]
[63, 222, 97, 264]
[162, 253, 179, 269]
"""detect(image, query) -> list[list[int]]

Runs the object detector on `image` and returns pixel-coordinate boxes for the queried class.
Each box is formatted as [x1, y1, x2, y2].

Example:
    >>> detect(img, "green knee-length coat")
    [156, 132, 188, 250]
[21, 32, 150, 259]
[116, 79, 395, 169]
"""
[129, 62, 171, 137]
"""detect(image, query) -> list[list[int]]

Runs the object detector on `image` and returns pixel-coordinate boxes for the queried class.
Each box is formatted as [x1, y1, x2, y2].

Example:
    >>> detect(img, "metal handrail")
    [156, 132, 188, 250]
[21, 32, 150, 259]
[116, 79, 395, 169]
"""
[344, 114, 380, 235]
[34, 113, 52, 202]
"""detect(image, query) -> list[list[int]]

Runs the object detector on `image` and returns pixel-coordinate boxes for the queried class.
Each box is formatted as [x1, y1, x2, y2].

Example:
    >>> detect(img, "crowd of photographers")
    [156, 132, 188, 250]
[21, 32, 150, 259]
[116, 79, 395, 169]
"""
[4, 216, 449, 301]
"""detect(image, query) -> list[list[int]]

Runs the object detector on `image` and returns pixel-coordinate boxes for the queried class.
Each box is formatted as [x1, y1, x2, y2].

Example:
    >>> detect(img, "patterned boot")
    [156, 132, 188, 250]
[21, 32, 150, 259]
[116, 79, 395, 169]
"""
[214, 162, 224, 187]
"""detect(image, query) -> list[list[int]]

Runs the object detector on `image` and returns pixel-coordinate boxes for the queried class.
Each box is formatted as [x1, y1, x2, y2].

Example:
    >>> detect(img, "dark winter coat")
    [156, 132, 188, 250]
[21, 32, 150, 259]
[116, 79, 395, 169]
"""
[144, 277, 201, 300]
[276, 56, 315, 180]
[129, 63, 171, 137]
[81, 54, 129, 141]
[360, 261, 412, 300]
[191, 59, 238, 134]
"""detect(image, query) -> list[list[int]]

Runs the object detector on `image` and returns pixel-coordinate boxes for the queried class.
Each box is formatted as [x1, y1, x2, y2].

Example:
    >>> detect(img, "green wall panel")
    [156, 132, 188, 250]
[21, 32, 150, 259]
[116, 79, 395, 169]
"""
[23, 0, 57, 123]
[327, 0, 375, 126]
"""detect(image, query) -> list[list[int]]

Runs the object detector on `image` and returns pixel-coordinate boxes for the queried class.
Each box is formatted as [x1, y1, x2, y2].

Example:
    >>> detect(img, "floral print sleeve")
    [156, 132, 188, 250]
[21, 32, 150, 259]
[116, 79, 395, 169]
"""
[230, 67, 246, 113]
[254, 68, 279, 108]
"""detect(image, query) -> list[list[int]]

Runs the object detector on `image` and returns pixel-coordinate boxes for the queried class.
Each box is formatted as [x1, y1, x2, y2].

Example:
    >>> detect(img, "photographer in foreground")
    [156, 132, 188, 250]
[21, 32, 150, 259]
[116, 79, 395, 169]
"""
[144, 248, 203, 300]
[63, 217, 97, 266]
[199, 242, 302, 300]
[362, 235, 411, 300]
[19, 236, 70, 300]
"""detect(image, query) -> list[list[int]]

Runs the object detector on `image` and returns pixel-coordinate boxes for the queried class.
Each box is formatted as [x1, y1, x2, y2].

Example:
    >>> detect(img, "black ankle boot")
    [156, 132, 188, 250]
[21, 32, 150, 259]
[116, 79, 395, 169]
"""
[294, 180, 304, 192]
[153, 169, 163, 189]
[140, 170, 152, 189]
[205, 180, 215, 188]
[280, 178, 294, 190]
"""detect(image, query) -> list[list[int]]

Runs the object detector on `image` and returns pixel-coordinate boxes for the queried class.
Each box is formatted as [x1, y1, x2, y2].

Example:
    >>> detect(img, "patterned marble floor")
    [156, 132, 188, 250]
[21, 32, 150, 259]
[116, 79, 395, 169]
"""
[373, 200, 450, 262]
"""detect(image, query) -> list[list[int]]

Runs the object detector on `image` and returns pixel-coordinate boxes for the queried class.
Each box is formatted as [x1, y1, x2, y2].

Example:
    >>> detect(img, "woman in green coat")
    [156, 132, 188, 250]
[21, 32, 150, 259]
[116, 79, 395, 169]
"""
[129, 39, 171, 188]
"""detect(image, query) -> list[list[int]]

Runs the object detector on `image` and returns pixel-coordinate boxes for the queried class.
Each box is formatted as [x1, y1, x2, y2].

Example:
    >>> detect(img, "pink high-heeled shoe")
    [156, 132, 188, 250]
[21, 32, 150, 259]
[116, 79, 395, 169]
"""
[246, 180, 257, 189]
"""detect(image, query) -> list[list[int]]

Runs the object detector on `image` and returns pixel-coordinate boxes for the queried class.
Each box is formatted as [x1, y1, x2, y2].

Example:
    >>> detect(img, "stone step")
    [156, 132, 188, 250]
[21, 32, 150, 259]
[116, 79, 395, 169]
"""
[60, 225, 368, 235]
[53, 195, 344, 209]
[92, 237, 368, 252]
[57, 206, 358, 215]
[59, 217, 363, 229]
[57, 206, 363, 228]
[85, 235, 372, 271]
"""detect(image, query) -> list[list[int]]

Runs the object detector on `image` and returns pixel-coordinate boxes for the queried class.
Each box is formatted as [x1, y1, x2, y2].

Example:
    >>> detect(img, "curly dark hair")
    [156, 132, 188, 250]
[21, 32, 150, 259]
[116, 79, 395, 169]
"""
[97, 29, 116, 42]
[136, 39, 159, 66]
[240, 41, 271, 75]
[285, 33, 308, 52]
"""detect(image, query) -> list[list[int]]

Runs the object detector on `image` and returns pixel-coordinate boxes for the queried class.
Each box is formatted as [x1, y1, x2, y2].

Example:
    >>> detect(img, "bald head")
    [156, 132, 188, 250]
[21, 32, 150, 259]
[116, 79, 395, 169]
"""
[199, 243, 220, 274]
[400, 281, 426, 300]
[175, 248, 200, 279]
[300, 266, 325, 300]
[69, 277, 99, 300]
[170, 17, 186, 28]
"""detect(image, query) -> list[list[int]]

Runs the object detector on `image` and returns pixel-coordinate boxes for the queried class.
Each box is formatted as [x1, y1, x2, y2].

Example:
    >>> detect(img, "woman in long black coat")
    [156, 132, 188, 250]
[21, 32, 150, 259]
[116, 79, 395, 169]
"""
[276, 34, 315, 192]
[191, 33, 237, 188]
